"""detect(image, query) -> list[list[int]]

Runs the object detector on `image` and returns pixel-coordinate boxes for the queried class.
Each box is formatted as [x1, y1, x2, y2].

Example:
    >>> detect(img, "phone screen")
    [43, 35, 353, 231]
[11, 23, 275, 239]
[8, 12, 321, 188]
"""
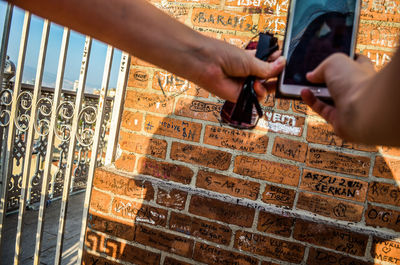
[283, 0, 357, 87]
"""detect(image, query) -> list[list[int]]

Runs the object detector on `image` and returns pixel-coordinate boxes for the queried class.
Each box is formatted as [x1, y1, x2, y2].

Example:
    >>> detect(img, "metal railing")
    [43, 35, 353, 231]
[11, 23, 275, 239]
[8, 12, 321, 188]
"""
[0, 3, 130, 265]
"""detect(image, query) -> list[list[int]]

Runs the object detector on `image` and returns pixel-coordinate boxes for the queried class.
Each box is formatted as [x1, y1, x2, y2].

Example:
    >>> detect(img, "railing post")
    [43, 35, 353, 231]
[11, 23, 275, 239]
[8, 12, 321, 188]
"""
[13, 18, 50, 265]
[54, 36, 92, 265]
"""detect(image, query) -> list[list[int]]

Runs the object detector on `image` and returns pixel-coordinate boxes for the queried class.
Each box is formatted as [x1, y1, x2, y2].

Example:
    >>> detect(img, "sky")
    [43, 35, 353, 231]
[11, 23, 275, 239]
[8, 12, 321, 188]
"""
[0, 1, 122, 92]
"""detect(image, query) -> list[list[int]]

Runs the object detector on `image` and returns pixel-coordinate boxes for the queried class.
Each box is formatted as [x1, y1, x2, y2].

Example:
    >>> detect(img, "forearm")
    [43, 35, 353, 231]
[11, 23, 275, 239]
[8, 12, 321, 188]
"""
[354, 48, 400, 145]
[8, 0, 219, 85]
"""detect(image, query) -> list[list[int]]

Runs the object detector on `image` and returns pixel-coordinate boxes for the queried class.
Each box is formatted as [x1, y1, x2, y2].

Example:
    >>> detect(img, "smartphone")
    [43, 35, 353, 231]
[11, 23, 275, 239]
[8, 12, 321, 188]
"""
[277, 0, 361, 99]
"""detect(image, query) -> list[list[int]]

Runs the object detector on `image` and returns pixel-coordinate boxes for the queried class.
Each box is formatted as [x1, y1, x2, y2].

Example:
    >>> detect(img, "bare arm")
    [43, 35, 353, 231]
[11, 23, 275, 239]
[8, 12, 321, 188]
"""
[302, 48, 400, 146]
[8, 0, 284, 102]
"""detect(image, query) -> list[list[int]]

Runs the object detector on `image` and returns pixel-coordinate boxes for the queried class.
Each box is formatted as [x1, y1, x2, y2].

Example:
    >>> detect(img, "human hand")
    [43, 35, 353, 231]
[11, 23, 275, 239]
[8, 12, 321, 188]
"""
[195, 38, 285, 103]
[301, 53, 376, 142]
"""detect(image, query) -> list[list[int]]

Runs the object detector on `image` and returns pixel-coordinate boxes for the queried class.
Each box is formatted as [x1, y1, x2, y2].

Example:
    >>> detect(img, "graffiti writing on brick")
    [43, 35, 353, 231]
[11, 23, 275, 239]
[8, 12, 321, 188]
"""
[300, 170, 367, 202]
[368, 181, 400, 207]
[257, 211, 293, 237]
[257, 111, 304, 136]
[196, 170, 260, 200]
[372, 238, 400, 264]
[235, 231, 305, 263]
[204, 125, 269, 153]
[193, 243, 258, 265]
[306, 148, 370, 177]
[262, 184, 295, 208]
[365, 204, 400, 232]
[307, 248, 370, 265]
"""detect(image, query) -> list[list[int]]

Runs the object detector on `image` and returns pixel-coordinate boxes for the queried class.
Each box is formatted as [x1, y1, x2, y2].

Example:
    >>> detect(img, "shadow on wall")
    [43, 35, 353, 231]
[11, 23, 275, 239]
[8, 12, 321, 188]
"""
[82, 72, 400, 264]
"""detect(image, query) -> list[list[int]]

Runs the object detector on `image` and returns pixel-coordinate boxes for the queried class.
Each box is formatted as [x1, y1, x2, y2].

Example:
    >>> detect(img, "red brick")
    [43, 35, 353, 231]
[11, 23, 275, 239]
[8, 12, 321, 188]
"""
[192, 8, 254, 32]
[360, 0, 400, 23]
[144, 114, 201, 142]
[371, 237, 400, 265]
[307, 248, 372, 265]
[365, 204, 400, 232]
[164, 257, 191, 265]
[373, 156, 400, 181]
[276, 98, 291, 110]
[131, 56, 155, 68]
[85, 229, 104, 253]
[171, 142, 232, 170]
[293, 220, 368, 256]
[189, 195, 255, 227]
[381, 146, 400, 156]
[359, 48, 393, 70]
[137, 157, 193, 184]
[125, 90, 174, 114]
[204, 125, 269, 154]
[368, 181, 400, 207]
[196, 170, 260, 200]
[261, 262, 280, 265]
[300, 170, 367, 202]
[174, 98, 221, 123]
[262, 184, 295, 208]
[93, 169, 154, 200]
[234, 231, 305, 263]
[115, 153, 136, 172]
[293, 99, 320, 115]
[111, 197, 167, 226]
[103, 237, 161, 265]
[306, 122, 376, 152]
[156, 188, 187, 210]
[88, 212, 135, 241]
[234, 155, 300, 186]
[121, 110, 142, 131]
[167, 0, 219, 5]
[262, 92, 275, 108]
[257, 211, 294, 237]
[119, 131, 167, 158]
[82, 251, 120, 265]
[128, 68, 150, 89]
[193, 242, 259, 265]
[157, 5, 190, 23]
[296, 192, 363, 222]
[169, 212, 232, 245]
[357, 22, 400, 49]
[306, 148, 370, 177]
[135, 224, 194, 258]
[272, 137, 308, 162]
[258, 14, 286, 35]
[257, 111, 305, 137]
[90, 189, 111, 214]
[152, 71, 208, 98]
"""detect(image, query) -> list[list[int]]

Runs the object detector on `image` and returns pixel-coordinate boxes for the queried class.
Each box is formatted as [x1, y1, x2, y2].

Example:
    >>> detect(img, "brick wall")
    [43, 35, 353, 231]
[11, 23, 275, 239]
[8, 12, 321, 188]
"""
[83, 0, 400, 264]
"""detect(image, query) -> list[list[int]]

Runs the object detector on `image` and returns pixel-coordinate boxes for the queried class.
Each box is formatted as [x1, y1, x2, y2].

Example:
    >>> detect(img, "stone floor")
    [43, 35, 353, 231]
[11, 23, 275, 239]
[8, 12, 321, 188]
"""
[2, 192, 85, 265]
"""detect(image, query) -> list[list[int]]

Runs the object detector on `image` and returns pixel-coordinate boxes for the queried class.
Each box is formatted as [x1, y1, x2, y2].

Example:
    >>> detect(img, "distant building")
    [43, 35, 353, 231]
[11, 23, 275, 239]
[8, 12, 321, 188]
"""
[73, 80, 79, 91]
[108, 88, 116, 97]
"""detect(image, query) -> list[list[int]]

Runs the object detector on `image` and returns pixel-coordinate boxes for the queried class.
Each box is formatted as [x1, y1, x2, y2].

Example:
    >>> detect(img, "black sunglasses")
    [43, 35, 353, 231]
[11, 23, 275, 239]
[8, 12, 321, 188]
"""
[220, 32, 279, 129]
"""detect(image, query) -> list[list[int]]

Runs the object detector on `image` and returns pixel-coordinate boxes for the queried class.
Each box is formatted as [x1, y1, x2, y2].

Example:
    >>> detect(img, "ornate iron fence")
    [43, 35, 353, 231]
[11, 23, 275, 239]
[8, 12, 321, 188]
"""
[0, 4, 130, 265]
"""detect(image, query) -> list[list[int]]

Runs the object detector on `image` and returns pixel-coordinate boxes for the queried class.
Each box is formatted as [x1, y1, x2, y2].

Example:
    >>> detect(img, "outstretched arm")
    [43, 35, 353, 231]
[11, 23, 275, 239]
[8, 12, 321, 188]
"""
[8, 0, 285, 102]
[302, 48, 400, 146]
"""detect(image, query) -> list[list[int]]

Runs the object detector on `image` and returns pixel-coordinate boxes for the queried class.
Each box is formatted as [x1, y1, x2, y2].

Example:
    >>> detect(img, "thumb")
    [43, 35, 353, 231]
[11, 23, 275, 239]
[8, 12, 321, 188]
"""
[306, 61, 327, 84]
[250, 56, 285, 79]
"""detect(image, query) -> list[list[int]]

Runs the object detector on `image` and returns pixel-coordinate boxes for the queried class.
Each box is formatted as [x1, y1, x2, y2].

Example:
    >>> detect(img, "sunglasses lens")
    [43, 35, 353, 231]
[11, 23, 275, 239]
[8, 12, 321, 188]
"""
[221, 101, 260, 129]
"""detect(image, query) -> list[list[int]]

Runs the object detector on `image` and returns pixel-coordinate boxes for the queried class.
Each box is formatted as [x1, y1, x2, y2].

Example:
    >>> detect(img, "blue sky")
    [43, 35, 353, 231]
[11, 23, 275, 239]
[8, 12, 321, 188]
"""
[0, 1, 121, 92]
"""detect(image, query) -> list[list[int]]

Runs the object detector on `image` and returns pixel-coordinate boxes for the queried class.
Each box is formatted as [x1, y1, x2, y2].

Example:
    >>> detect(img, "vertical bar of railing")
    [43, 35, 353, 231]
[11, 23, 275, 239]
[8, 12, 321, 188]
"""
[0, 10, 30, 259]
[54, 36, 92, 265]
[104, 52, 130, 165]
[77, 45, 114, 264]
[13, 19, 50, 265]
[33, 27, 70, 265]
[0, 3, 13, 257]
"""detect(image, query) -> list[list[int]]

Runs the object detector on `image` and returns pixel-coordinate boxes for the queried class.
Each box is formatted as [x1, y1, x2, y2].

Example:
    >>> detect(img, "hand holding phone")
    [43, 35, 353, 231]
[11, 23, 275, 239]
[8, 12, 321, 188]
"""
[277, 0, 361, 100]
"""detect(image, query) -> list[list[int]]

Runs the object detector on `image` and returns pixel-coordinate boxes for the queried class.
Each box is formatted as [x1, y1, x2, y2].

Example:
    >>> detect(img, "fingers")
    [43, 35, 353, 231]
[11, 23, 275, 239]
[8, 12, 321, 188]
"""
[254, 79, 277, 101]
[306, 53, 350, 84]
[355, 53, 375, 70]
[251, 56, 286, 80]
[268, 50, 282, 62]
[301, 89, 338, 125]
[306, 60, 327, 84]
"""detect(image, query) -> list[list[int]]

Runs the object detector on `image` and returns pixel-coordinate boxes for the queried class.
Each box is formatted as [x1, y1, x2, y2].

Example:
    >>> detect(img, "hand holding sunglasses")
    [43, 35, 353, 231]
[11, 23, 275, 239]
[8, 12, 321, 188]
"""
[220, 32, 279, 129]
